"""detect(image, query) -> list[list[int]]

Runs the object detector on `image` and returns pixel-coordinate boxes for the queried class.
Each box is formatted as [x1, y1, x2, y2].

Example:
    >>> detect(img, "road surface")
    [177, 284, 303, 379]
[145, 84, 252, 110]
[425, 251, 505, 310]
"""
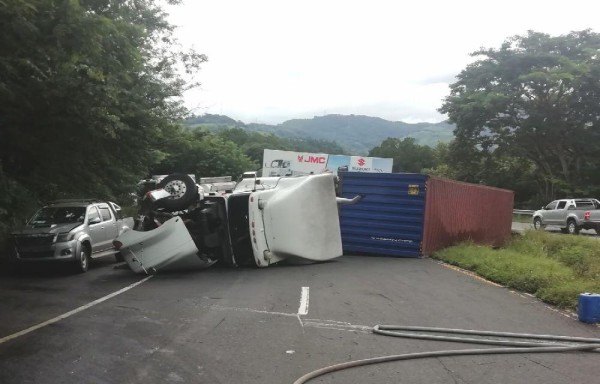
[0, 256, 598, 384]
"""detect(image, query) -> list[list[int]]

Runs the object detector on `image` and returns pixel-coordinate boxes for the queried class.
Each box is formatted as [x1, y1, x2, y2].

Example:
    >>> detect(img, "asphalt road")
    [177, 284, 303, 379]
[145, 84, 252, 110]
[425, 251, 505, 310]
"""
[512, 221, 599, 237]
[0, 255, 599, 384]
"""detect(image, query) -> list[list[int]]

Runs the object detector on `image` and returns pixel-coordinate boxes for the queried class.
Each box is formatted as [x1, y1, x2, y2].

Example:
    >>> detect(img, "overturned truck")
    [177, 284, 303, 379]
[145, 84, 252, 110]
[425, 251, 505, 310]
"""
[115, 173, 360, 273]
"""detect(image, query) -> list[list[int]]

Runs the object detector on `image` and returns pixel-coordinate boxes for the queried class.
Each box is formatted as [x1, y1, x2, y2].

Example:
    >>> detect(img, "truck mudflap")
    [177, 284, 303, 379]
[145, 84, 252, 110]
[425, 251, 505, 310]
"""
[250, 173, 343, 267]
[115, 216, 215, 274]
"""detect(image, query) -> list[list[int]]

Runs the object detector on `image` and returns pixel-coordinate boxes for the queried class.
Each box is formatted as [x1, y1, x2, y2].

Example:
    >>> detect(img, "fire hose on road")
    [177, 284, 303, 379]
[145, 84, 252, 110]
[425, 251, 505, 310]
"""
[293, 325, 600, 384]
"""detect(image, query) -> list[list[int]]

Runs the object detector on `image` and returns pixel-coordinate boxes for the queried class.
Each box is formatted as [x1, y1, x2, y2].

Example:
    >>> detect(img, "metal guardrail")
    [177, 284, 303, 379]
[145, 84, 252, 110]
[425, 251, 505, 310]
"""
[513, 209, 534, 215]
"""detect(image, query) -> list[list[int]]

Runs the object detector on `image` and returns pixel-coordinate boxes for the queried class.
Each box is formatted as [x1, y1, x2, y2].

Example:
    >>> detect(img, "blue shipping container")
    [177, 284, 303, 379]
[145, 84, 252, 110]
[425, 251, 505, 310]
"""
[339, 172, 427, 257]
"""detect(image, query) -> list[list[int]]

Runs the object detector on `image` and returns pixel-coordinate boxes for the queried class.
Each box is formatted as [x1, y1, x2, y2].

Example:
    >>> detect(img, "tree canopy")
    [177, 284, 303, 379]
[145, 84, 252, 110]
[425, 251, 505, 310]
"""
[368, 137, 436, 173]
[440, 30, 600, 201]
[0, 0, 209, 232]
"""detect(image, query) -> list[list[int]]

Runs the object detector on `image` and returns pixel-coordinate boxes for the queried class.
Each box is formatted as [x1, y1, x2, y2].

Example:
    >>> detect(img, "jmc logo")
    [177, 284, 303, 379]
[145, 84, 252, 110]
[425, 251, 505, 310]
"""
[297, 155, 326, 164]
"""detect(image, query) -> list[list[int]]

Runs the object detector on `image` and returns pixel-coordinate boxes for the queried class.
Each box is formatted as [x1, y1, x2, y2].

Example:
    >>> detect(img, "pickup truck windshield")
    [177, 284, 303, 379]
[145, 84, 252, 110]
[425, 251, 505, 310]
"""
[29, 207, 86, 225]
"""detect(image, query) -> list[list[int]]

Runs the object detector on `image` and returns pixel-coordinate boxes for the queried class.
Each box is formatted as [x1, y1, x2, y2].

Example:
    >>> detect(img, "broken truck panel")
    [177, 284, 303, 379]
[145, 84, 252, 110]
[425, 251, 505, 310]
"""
[117, 216, 214, 274]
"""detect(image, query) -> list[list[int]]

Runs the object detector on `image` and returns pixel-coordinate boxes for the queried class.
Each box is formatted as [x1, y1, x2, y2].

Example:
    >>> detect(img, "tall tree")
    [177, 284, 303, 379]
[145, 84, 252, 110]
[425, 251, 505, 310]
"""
[0, 0, 205, 219]
[440, 30, 600, 200]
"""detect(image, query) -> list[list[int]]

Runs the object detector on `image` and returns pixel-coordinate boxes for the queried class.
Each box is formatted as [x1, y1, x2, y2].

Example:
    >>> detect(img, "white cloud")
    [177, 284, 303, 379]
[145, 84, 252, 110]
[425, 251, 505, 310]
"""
[167, 0, 600, 124]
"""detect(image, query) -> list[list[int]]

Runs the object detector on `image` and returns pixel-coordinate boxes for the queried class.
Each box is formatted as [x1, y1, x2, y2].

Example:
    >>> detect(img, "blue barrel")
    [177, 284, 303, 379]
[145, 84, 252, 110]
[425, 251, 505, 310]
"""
[578, 293, 600, 323]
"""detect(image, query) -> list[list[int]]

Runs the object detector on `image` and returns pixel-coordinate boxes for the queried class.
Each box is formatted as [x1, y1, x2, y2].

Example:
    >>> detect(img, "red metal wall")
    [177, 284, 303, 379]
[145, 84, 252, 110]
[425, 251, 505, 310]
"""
[422, 177, 514, 255]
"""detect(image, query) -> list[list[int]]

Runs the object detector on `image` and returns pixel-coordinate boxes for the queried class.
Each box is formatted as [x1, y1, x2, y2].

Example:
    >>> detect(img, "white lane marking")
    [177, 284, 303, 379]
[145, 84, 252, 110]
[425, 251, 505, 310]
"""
[204, 304, 298, 318]
[203, 303, 372, 334]
[0, 275, 153, 345]
[303, 321, 372, 333]
[298, 287, 310, 316]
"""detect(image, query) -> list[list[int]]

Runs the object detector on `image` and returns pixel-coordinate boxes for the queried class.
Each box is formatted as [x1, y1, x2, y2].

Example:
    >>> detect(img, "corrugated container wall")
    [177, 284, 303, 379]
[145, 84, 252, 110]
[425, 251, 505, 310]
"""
[422, 177, 514, 255]
[339, 172, 427, 257]
[338, 172, 514, 257]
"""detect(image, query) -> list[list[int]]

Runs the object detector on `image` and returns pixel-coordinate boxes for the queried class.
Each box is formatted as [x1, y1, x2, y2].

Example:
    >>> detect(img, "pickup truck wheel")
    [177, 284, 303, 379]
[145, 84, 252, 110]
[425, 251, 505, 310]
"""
[75, 245, 90, 273]
[157, 173, 197, 212]
[533, 217, 544, 230]
[567, 219, 580, 235]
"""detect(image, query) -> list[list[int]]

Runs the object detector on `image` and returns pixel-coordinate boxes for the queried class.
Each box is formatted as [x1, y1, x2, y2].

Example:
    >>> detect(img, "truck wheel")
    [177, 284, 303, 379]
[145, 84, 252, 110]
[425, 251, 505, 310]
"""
[533, 217, 544, 230]
[157, 173, 197, 212]
[75, 244, 90, 273]
[567, 219, 580, 235]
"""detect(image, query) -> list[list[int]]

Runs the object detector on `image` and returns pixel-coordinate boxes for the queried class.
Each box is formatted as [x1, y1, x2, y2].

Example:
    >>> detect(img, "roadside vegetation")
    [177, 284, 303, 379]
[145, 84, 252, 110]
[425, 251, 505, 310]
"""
[512, 213, 533, 224]
[432, 231, 600, 310]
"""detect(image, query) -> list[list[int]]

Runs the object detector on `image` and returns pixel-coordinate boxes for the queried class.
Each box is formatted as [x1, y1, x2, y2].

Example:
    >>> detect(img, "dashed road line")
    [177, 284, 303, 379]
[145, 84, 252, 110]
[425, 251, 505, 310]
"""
[298, 286, 310, 315]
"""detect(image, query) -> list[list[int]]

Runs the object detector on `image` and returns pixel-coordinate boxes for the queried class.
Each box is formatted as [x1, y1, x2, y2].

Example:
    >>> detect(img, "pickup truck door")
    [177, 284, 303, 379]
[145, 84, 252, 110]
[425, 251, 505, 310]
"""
[545, 200, 567, 225]
[99, 204, 119, 251]
[87, 206, 106, 253]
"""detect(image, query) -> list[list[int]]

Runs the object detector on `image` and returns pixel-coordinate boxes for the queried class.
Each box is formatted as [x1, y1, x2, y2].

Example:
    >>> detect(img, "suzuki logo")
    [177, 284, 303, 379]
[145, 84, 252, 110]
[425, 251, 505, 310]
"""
[357, 158, 366, 167]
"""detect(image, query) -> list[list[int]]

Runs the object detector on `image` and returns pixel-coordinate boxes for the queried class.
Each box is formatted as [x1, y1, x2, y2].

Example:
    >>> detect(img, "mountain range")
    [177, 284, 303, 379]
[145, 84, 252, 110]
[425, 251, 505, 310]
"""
[184, 114, 455, 154]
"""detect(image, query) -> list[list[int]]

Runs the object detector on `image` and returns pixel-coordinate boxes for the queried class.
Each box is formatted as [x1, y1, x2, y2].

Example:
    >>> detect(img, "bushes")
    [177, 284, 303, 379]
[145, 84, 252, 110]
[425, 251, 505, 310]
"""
[0, 169, 40, 261]
[433, 231, 600, 310]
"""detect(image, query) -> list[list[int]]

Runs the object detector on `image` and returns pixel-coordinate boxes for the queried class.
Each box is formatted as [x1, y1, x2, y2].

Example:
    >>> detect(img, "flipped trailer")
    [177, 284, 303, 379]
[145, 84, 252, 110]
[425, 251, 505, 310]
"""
[115, 173, 360, 273]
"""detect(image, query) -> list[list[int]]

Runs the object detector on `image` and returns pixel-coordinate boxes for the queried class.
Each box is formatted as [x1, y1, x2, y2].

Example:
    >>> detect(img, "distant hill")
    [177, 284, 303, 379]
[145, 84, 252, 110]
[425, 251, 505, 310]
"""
[184, 114, 455, 154]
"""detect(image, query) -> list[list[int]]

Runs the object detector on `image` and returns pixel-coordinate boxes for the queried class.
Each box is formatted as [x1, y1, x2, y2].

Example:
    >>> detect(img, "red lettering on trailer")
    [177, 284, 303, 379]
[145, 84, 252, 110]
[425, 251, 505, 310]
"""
[298, 155, 326, 164]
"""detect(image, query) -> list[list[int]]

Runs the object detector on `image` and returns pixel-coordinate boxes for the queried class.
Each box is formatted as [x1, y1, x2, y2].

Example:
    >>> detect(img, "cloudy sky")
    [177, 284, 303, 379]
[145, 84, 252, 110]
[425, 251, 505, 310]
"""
[167, 0, 600, 124]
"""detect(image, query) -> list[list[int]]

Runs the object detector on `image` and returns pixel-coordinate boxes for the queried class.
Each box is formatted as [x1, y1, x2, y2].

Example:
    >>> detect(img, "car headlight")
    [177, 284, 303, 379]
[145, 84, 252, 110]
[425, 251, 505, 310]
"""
[55, 232, 74, 242]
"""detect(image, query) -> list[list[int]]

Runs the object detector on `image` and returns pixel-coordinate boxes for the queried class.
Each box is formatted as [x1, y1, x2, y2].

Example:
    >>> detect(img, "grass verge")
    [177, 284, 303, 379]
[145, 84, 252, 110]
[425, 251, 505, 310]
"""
[512, 213, 533, 224]
[432, 230, 600, 310]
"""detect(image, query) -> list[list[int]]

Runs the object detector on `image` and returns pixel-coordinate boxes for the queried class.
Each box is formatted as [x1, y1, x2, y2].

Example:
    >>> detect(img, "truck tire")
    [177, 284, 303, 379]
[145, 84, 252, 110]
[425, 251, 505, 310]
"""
[566, 219, 580, 235]
[533, 217, 544, 230]
[157, 173, 197, 212]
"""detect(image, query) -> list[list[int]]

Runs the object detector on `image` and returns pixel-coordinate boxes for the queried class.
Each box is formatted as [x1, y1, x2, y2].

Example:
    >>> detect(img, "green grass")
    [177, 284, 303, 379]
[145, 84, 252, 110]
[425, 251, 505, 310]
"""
[432, 231, 600, 310]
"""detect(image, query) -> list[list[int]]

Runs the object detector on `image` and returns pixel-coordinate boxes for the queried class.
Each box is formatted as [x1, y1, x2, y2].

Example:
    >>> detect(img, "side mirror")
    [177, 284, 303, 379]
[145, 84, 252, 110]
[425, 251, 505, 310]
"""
[89, 217, 101, 225]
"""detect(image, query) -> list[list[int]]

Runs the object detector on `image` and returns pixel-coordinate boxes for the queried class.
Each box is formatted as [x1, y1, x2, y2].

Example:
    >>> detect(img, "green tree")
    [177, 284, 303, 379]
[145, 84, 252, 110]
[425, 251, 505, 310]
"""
[0, 0, 205, 243]
[440, 30, 600, 200]
[216, 127, 347, 165]
[151, 129, 258, 178]
[368, 137, 436, 173]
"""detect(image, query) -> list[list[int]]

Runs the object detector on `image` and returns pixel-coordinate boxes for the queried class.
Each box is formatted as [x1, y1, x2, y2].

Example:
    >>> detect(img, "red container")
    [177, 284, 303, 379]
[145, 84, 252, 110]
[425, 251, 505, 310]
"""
[422, 177, 514, 255]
